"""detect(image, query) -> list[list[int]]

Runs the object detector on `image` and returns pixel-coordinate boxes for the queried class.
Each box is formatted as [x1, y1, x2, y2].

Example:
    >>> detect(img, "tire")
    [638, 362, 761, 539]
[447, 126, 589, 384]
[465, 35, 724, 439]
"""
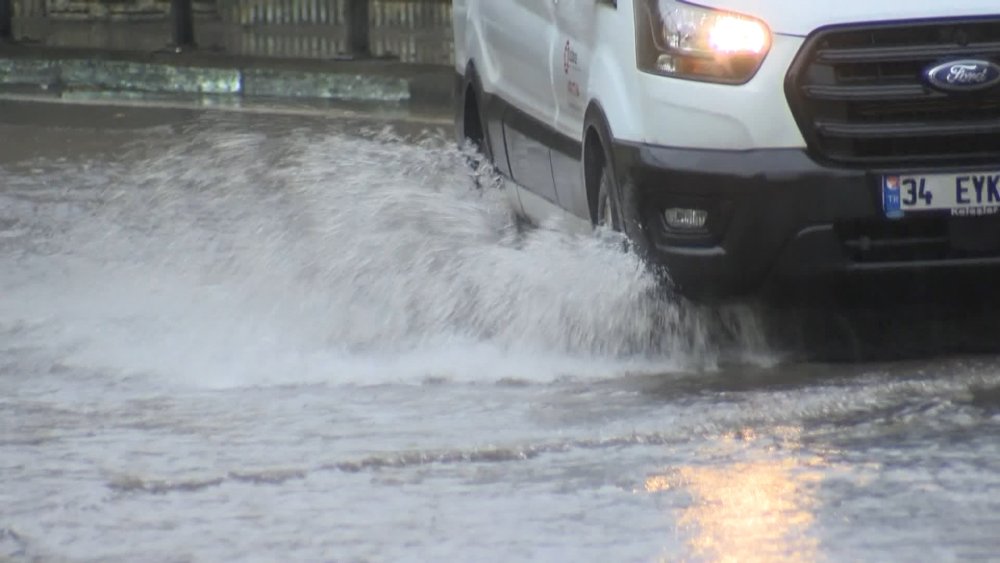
[595, 157, 624, 232]
[459, 68, 498, 190]
[458, 65, 488, 154]
[587, 110, 652, 260]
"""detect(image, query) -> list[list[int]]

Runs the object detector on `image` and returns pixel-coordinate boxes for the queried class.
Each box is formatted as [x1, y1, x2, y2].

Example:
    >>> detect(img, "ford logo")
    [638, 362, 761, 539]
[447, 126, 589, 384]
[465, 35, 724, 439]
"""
[925, 59, 1000, 93]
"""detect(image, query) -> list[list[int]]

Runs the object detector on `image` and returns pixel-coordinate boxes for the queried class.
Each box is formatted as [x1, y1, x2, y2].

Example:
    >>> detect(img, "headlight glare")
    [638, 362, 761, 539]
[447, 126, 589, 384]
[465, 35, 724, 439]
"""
[637, 0, 772, 84]
[708, 15, 770, 54]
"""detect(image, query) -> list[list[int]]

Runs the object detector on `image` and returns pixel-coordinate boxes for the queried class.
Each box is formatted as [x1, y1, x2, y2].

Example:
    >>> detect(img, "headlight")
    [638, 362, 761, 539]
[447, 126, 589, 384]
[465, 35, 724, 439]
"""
[636, 0, 772, 84]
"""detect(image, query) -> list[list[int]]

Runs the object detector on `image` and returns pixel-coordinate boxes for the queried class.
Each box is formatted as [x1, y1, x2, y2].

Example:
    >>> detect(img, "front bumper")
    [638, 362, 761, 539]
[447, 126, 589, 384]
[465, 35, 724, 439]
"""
[613, 141, 1000, 300]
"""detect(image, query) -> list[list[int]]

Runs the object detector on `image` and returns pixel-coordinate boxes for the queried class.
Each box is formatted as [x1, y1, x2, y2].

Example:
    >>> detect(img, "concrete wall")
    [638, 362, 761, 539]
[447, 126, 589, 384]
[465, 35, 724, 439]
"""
[10, 0, 453, 64]
[16, 0, 450, 24]
[16, 1, 207, 20]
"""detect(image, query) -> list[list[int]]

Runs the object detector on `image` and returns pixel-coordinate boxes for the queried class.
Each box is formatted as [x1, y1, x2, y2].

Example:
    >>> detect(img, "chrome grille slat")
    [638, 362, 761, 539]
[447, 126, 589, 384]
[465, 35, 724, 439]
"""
[815, 118, 1000, 139]
[815, 41, 1000, 64]
[802, 84, 941, 101]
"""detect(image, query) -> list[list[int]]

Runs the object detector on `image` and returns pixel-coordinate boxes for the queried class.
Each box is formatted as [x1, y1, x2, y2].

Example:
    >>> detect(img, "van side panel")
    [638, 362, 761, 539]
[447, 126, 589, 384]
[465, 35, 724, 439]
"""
[572, 0, 645, 144]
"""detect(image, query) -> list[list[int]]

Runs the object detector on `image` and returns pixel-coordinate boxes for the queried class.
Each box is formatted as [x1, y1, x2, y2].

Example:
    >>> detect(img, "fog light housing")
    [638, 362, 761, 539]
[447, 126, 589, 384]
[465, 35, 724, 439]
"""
[663, 208, 708, 231]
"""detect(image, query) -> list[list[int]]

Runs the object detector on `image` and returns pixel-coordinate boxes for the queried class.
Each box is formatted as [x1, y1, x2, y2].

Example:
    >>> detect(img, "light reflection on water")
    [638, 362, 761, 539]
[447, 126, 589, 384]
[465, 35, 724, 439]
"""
[646, 427, 827, 562]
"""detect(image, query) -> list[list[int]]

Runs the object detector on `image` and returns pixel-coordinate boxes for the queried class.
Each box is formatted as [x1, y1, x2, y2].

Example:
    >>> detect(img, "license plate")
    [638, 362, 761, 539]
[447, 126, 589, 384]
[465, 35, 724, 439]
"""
[882, 172, 1000, 218]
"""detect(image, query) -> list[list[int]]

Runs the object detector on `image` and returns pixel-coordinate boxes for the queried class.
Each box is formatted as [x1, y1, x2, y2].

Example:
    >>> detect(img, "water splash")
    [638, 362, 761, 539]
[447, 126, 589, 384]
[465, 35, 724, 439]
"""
[0, 121, 773, 387]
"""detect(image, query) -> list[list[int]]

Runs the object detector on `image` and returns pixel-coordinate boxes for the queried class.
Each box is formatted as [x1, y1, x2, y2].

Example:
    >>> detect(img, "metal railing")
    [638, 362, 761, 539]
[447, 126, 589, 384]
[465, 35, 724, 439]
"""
[1, 0, 453, 64]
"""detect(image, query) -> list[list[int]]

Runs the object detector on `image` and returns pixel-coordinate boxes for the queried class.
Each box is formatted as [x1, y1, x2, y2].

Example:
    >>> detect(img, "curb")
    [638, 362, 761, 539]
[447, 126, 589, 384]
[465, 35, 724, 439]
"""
[242, 67, 407, 102]
[0, 55, 450, 105]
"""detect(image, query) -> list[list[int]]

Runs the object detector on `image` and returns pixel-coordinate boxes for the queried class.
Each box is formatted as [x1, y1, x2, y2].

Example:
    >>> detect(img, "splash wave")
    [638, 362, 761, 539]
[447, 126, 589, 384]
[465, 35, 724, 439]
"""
[0, 122, 773, 387]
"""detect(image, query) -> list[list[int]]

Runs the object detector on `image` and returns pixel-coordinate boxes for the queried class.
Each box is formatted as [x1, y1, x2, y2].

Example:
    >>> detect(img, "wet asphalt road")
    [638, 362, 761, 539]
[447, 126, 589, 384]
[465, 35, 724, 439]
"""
[1, 98, 999, 562]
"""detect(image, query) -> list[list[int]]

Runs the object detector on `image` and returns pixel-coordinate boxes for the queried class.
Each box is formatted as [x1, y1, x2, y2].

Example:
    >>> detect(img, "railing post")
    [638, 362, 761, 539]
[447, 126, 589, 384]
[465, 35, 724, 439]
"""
[170, 0, 195, 50]
[0, 0, 13, 42]
[345, 0, 370, 58]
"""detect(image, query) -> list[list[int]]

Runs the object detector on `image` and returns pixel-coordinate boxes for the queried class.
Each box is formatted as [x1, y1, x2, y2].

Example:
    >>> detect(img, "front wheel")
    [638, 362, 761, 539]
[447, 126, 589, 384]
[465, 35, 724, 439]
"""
[592, 141, 653, 262]
[595, 160, 624, 232]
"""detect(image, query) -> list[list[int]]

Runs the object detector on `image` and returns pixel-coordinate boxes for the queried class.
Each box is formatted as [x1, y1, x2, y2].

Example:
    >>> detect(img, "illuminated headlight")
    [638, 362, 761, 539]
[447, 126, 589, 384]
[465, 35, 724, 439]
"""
[636, 0, 772, 84]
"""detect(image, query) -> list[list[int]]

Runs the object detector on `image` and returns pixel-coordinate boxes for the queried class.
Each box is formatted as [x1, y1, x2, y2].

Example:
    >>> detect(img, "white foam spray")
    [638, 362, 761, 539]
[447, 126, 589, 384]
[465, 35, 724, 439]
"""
[0, 122, 774, 387]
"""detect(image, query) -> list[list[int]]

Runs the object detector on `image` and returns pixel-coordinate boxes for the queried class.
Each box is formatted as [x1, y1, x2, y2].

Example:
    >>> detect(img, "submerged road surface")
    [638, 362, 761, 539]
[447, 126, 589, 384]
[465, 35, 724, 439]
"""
[1, 98, 999, 562]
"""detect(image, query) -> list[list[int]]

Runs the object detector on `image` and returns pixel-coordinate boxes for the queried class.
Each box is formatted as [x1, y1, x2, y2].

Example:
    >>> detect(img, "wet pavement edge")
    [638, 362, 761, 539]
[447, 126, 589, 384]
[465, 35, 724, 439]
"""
[0, 42, 454, 107]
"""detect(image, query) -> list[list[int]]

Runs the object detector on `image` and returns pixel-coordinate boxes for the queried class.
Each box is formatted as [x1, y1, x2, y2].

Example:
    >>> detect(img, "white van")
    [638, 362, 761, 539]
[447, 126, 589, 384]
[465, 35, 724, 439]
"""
[452, 0, 1000, 299]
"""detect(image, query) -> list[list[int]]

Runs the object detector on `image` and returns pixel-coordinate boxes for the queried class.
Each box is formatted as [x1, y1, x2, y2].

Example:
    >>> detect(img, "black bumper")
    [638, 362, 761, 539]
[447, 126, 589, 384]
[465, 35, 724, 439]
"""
[613, 142, 1000, 300]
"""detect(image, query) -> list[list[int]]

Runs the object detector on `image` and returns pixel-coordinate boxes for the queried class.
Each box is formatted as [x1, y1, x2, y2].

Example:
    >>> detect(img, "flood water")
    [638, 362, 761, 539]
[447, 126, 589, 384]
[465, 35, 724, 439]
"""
[1, 99, 998, 562]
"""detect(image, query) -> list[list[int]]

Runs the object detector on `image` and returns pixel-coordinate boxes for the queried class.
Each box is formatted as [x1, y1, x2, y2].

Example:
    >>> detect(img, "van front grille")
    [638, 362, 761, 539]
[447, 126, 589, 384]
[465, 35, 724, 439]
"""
[786, 18, 1000, 166]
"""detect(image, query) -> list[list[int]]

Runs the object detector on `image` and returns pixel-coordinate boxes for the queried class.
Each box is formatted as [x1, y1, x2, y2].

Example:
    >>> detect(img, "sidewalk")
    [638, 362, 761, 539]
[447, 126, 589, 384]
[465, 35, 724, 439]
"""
[0, 23, 455, 108]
